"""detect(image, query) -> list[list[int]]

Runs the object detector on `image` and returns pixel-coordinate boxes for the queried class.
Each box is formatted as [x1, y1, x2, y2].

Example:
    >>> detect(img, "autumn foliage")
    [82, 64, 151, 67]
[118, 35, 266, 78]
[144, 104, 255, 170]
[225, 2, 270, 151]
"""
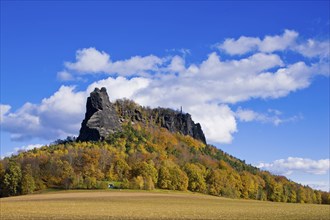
[0, 123, 329, 204]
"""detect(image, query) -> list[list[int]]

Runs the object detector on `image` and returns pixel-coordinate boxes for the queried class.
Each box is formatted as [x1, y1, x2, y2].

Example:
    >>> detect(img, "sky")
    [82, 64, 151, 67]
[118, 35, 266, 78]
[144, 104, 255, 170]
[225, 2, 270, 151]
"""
[0, 1, 329, 191]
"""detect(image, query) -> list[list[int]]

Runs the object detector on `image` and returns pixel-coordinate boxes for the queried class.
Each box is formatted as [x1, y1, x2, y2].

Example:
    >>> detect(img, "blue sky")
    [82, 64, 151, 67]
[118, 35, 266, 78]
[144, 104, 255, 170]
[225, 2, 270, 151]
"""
[1, 1, 329, 191]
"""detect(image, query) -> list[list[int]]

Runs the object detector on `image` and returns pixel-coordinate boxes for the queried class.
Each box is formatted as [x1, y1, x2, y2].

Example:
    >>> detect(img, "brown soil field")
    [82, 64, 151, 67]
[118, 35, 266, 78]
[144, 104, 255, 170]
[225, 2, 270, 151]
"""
[1, 190, 329, 219]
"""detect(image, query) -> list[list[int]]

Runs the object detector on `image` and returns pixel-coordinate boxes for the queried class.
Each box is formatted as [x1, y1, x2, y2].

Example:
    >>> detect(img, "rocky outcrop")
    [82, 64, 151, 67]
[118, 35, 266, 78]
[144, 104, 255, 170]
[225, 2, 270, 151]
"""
[77, 87, 122, 141]
[152, 108, 207, 144]
[78, 88, 207, 144]
[114, 99, 207, 144]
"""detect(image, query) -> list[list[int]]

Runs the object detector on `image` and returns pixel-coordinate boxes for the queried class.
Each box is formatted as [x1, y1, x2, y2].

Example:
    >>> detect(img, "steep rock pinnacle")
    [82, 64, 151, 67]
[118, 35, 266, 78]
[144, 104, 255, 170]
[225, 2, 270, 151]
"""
[77, 87, 122, 141]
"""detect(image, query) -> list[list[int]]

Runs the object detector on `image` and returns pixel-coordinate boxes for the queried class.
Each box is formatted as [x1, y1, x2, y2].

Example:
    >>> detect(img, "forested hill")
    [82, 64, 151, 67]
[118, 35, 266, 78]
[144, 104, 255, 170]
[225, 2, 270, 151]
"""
[1, 87, 329, 204]
[1, 122, 329, 204]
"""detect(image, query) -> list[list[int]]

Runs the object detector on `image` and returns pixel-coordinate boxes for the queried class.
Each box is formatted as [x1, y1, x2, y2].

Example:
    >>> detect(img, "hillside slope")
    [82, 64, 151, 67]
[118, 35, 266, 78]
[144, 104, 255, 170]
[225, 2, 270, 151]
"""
[1, 122, 329, 204]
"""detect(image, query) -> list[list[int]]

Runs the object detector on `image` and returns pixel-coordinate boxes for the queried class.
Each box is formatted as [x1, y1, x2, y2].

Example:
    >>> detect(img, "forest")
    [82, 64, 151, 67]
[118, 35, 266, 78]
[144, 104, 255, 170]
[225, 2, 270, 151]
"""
[1, 122, 329, 204]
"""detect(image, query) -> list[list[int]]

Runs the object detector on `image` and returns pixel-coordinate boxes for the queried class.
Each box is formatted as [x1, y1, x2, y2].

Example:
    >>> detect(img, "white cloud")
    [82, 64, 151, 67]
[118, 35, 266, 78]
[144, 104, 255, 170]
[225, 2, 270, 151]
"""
[64, 47, 164, 76]
[236, 107, 301, 126]
[219, 29, 298, 55]
[294, 39, 330, 58]
[236, 108, 259, 122]
[160, 53, 316, 104]
[187, 104, 237, 143]
[313, 60, 330, 77]
[0, 104, 11, 122]
[301, 181, 330, 192]
[1, 144, 44, 159]
[14, 144, 44, 154]
[259, 29, 298, 52]
[106, 55, 163, 76]
[178, 48, 191, 57]
[268, 109, 282, 115]
[219, 29, 329, 59]
[57, 71, 74, 81]
[219, 36, 261, 55]
[38, 86, 86, 134]
[1, 86, 87, 141]
[1, 102, 41, 140]
[257, 157, 330, 175]
[87, 76, 150, 101]
[198, 52, 284, 80]
[65, 47, 110, 73]
[168, 55, 186, 73]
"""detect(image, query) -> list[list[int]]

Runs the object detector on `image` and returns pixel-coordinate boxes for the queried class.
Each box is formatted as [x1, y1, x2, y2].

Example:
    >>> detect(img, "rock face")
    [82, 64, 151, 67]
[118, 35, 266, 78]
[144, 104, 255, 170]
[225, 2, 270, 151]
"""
[152, 108, 207, 144]
[114, 99, 207, 144]
[78, 87, 207, 144]
[77, 87, 122, 141]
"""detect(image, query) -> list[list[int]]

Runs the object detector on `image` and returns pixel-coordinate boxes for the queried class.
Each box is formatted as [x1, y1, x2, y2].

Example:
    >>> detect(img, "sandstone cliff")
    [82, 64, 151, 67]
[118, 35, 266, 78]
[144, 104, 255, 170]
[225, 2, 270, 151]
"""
[78, 87, 206, 144]
[77, 88, 122, 141]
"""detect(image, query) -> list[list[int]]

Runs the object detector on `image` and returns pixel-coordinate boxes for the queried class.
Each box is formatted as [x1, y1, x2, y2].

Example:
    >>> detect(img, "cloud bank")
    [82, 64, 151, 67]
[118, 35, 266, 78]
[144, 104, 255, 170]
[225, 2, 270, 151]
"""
[65, 47, 163, 76]
[1, 144, 44, 159]
[218, 29, 329, 58]
[0, 30, 328, 144]
[1, 87, 86, 141]
[236, 107, 302, 126]
[257, 157, 330, 175]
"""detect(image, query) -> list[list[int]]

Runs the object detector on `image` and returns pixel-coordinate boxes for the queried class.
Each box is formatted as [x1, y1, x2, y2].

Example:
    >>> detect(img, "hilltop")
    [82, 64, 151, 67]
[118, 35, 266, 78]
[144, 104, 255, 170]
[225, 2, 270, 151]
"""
[0, 88, 329, 204]
[77, 87, 206, 144]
